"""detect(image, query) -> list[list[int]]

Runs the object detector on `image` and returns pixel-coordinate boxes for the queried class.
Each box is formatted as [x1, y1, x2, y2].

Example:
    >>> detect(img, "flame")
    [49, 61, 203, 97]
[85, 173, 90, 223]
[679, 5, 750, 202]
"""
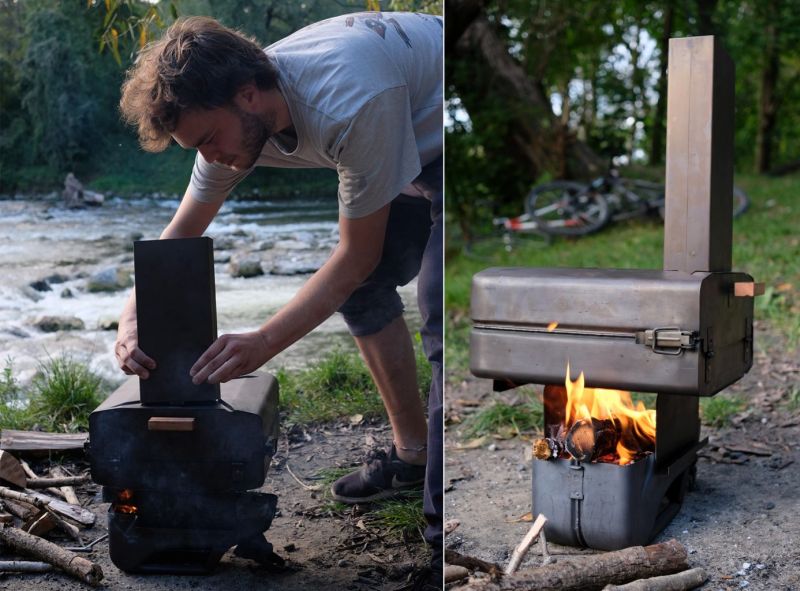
[115, 489, 137, 514]
[547, 322, 558, 332]
[564, 363, 656, 465]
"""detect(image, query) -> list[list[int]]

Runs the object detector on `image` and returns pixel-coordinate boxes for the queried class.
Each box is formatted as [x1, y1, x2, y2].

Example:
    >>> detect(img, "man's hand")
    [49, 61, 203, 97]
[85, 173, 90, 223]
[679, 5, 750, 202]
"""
[190, 331, 270, 385]
[115, 319, 156, 378]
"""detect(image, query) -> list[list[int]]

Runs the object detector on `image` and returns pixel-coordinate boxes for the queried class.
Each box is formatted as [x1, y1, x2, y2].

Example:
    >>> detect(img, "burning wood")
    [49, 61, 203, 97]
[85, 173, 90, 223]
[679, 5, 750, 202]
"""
[534, 365, 656, 465]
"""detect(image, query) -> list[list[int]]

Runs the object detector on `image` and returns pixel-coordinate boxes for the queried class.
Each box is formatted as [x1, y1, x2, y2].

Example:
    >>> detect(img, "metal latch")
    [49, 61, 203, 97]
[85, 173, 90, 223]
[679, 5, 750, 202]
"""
[635, 327, 698, 356]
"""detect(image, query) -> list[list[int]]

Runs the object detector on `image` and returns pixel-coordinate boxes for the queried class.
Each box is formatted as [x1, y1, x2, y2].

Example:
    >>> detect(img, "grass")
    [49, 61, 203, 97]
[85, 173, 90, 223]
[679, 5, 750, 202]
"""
[700, 395, 746, 428]
[460, 393, 544, 438]
[277, 336, 432, 426]
[0, 355, 106, 432]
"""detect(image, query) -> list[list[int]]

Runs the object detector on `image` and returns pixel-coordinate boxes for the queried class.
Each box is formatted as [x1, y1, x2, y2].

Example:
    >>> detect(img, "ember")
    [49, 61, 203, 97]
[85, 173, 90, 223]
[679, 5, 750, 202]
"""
[113, 489, 137, 514]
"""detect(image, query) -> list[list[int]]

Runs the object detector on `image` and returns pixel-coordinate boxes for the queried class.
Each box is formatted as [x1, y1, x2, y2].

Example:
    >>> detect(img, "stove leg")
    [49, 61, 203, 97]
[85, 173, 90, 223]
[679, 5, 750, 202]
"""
[234, 534, 285, 570]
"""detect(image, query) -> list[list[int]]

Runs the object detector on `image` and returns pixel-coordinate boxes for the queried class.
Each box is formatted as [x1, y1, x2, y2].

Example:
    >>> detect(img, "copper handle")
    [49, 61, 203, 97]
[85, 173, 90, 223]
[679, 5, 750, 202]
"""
[147, 417, 195, 432]
[733, 282, 765, 297]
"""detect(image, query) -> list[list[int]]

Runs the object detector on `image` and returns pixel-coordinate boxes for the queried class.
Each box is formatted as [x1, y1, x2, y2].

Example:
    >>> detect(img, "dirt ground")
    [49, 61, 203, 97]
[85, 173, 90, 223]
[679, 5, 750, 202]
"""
[0, 422, 431, 591]
[444, 323, 800, 590]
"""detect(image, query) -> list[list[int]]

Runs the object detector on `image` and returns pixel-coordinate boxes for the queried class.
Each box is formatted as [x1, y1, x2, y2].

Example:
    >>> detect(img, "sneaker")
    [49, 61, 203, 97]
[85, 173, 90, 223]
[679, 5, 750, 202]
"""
[330, 445, 425, 504]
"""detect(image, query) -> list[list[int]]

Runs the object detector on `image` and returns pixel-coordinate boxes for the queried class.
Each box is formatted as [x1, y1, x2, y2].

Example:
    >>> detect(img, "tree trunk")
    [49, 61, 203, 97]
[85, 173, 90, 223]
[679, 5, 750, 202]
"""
[756, 2, 780, 174]
[450, 4, 604, 180]
[650, 0, 674, 165]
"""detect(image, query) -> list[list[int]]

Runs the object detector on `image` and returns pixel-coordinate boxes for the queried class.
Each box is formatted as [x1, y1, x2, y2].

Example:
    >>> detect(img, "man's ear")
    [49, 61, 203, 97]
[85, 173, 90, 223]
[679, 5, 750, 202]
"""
[234, 83, 259, 111]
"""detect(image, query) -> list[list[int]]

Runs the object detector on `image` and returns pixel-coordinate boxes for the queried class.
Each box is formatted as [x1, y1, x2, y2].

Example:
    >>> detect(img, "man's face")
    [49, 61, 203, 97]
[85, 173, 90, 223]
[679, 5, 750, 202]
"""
[172, 104, 274, 171]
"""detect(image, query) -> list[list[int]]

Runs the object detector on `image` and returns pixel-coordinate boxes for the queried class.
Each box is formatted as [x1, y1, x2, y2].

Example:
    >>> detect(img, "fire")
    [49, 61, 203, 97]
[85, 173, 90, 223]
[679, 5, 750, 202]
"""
[547, 321, 558, 332]
[115, 489, 138, 514]
[564, 363, 656, 465]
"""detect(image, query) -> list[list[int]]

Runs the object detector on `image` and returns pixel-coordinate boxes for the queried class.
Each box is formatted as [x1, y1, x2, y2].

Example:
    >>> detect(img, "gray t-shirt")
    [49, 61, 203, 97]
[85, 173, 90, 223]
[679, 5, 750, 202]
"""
[188, 12, 443, 218]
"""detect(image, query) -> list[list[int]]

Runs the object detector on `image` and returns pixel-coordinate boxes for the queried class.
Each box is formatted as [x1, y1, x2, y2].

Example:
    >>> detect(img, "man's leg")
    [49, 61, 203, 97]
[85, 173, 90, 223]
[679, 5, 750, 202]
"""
[353, 316, 428, 465]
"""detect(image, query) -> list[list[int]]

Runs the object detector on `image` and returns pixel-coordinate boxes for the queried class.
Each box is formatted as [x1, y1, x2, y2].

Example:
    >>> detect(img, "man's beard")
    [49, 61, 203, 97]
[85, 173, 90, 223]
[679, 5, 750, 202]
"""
[234, 106, 274, 169]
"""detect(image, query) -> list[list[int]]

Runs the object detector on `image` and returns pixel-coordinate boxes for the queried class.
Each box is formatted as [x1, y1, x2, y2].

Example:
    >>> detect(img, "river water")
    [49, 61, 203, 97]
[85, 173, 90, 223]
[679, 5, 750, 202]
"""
[0, 196, 418, 388]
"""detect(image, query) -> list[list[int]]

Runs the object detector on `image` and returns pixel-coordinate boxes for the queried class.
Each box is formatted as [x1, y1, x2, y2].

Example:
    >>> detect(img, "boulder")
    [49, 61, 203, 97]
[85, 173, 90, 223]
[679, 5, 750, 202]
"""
[29, 279, 52, 292]
[60, 288, 74, 299]
[98, 318, 119, 331]
[34, 316, 85, 332]
[87, 266, 133, 292]
[44, 273, 69, 284]
[269, 260, 323, 276]
[229, 258, 264, 278]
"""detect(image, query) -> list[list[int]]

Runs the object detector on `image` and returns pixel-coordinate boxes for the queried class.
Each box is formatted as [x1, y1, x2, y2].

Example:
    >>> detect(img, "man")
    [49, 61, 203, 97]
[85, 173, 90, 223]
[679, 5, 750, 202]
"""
[115, 11, 443, 581]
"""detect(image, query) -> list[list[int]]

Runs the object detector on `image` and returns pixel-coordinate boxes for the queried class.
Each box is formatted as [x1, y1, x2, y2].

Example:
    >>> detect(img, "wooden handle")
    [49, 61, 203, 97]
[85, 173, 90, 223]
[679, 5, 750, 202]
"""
[734, 282, 766, 297]
[147, 417, 195, 432]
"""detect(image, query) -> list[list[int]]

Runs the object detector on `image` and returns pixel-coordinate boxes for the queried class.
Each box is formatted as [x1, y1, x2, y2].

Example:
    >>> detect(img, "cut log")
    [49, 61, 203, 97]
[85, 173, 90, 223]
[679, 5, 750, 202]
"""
[0, 451, 27, 488]
[25, 492, 95, 526]
[0, 560, 55, 573]
[533, 437, 566, 460]
[565, 418, 619, 462]
[26, 475, 90, 489]
[0, 525, 103, 585]
[19, 460, 67, 499]
[0, 430, 88, 453]
[456, 539, 688, 591]
[446, 564, 470, 583]
[602, 567, 707, 590]
[0, 512, 13, 524]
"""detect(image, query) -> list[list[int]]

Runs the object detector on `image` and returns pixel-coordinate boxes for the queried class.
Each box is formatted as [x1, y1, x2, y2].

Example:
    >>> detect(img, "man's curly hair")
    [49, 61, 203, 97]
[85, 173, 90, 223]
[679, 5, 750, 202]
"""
[120, 16, 278, 152]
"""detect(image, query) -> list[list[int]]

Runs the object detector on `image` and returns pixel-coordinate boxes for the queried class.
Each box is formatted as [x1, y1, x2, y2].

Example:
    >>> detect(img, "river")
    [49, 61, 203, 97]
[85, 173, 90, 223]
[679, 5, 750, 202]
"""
[0, 196, 418, 388]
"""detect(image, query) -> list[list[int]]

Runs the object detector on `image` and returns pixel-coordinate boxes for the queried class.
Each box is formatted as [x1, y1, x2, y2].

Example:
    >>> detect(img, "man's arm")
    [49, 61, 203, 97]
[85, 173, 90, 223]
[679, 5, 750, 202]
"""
[189, 203, 391, 384]
[115, 190, 224, 378]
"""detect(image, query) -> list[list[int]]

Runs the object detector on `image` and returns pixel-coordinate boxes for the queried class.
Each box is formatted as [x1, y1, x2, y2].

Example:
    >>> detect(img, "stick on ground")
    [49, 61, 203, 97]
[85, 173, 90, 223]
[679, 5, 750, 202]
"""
[602, 567, 707, 591]
[445, 549, 504, 577]
[0, 525, 103, 585]
[457, 539, 688, 591]
[0, 560, 55, 573]
[505, 514, 548, 575]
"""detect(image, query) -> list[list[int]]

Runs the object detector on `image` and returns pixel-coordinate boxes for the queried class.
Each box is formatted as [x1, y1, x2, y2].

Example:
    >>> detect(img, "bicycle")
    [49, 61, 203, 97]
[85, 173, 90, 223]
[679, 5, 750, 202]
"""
[525, 171, 749, 237]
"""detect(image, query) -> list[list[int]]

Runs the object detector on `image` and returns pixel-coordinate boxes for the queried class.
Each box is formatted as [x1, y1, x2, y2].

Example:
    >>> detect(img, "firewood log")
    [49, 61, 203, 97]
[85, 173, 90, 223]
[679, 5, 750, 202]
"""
[0, 525, 102, 585]
[0, 560, 54, 573]
[25, 476, 89, 489]
[565, 418, 620, 462]
[602, 567, 707, 590]
[455, 539, 688, 591]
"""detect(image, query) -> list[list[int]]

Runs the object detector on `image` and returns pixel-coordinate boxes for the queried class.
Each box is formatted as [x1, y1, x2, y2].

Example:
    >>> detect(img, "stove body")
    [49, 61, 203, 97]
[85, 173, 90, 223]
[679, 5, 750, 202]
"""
[469, 37, 760, 550]
[87, 238, 281, 573]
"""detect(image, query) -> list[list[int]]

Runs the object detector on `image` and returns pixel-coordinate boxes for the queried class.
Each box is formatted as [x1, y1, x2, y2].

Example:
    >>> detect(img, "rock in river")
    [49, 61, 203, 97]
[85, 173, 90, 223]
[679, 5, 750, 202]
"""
[229, 258, 264, 278]
[87, 266, 133, 292]
[33, 316, 85, 332]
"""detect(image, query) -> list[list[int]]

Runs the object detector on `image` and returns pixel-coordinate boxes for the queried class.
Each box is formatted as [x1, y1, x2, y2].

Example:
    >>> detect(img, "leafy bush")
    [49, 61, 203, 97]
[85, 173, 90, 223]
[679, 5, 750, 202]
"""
[0, 359, 32, 429]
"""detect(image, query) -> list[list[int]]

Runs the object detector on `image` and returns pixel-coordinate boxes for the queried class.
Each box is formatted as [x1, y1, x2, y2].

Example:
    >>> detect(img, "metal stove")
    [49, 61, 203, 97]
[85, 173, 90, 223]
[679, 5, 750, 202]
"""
[469, 36, 763, 550]
[87, 237, 281, 573]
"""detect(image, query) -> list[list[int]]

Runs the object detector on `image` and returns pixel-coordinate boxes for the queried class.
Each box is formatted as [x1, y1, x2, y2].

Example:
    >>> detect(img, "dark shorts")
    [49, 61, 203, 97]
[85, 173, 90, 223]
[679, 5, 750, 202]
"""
[338, 191, 433, 337]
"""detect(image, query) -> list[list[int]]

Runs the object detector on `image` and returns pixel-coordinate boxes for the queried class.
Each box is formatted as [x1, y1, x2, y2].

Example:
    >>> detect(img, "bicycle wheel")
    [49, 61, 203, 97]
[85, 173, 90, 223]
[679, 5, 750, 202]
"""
[525, 181, 610, 236]
[733, 186, 749, 218]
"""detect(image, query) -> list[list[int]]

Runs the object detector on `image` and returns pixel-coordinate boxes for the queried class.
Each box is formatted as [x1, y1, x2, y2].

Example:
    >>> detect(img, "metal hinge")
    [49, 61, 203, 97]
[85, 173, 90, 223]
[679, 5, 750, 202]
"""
[635, 327, 698, 356]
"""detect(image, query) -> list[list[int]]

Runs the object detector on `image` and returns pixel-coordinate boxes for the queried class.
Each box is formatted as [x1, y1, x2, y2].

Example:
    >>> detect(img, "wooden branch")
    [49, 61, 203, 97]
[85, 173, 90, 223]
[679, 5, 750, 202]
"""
[0, 525, 103, 585]
[602, 567, 707, 590]
[19, 460, 68, 499]
[533, 437, 565, 461]
[506, 514, 548, 574]
[26, 476, 89, 489]
[285, 463, 323, 491]
[2, 499, 36, 521]
[0, 560, 55, 573]
[0, 486, 49, 510]
[456, 539, 688, 591]
[445, 549, 504, 577]
[24, 510, 58, 537]
[0, 430, 88, 453]
[52, 467, 80, 506]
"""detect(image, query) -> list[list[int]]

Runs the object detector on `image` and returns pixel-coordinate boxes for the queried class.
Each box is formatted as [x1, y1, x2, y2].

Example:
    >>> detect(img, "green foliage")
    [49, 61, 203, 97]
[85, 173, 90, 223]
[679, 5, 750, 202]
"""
[460, 393, 544, 439]
[369, 496, 425, 541]
[28, 356, 105, 432]
[0, 359, 32, 430]
[277, 348, 383, 425]
[700, 395, 746, 428]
